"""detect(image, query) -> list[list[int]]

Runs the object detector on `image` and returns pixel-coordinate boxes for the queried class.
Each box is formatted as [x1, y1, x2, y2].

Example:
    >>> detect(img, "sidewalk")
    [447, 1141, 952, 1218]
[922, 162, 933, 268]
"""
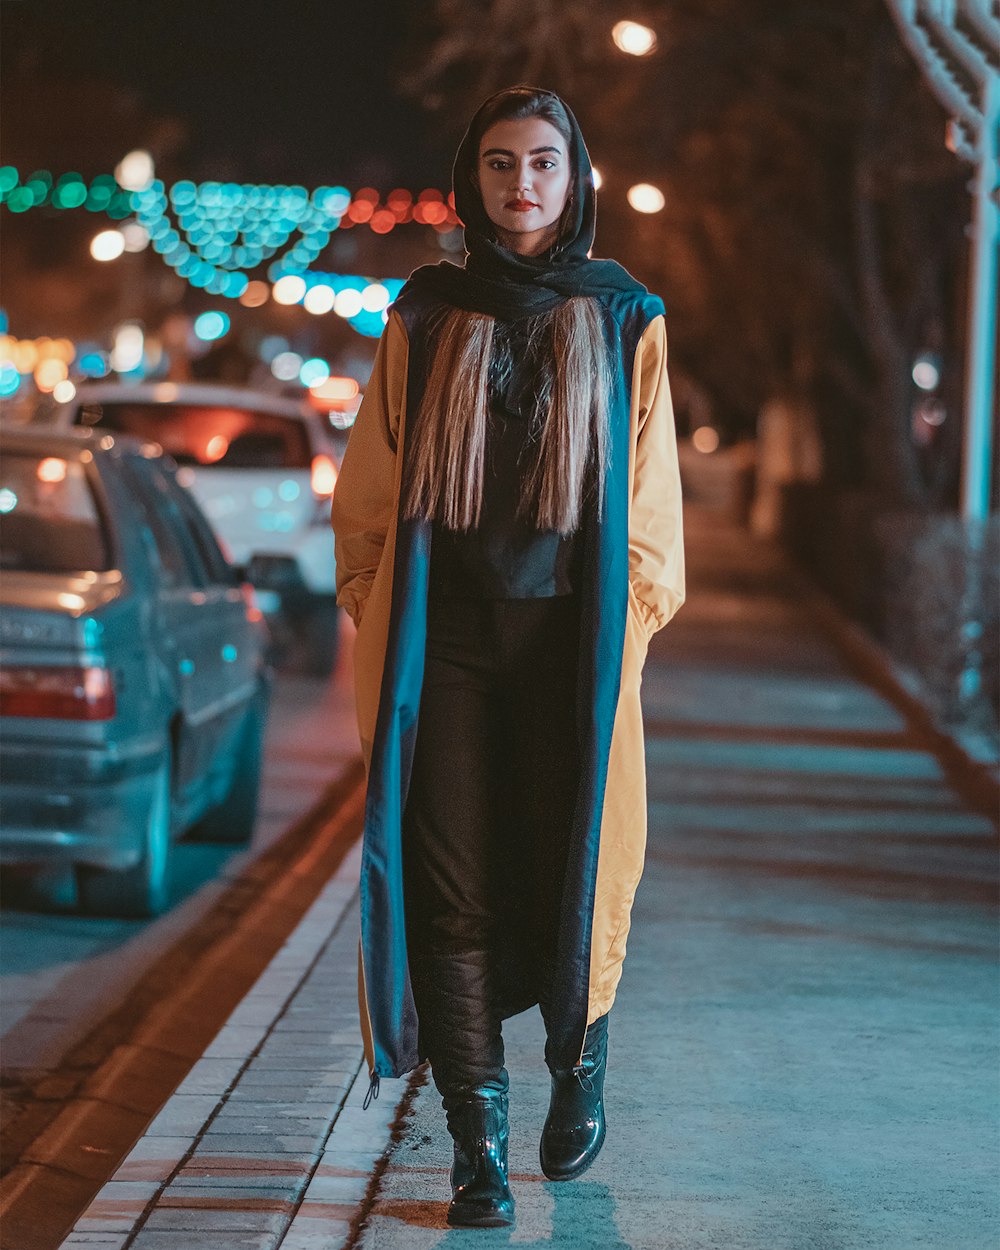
[60, 503, 999, 1250]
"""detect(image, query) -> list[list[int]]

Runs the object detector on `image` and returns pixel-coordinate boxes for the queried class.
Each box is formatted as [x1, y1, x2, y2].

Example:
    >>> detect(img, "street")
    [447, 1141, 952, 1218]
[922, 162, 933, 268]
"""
[0, 646, 360, 1152]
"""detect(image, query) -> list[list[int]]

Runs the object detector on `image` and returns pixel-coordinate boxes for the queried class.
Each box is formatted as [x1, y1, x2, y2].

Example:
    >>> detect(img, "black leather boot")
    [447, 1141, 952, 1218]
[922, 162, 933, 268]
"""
[540, 1012, 608, 1181]
[444, 1084, 515, 1227]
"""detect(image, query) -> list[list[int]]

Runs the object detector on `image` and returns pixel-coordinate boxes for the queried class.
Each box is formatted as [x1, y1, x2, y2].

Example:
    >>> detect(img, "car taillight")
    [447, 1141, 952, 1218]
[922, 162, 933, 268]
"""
[0, 666, 116, 720]
[239, 580, 264, 623]
[310, 454, 338, 497]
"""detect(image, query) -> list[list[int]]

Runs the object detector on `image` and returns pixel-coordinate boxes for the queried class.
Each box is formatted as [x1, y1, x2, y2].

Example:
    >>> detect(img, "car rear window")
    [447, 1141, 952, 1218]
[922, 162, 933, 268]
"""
[0, 453, 111, 573]
[75, 403, 312, 469]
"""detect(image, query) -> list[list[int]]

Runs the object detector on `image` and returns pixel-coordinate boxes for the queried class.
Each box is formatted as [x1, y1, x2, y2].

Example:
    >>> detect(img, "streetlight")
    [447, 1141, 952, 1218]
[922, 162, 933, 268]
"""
[612, 21, 657, 56]
[627, 183, 665, 213]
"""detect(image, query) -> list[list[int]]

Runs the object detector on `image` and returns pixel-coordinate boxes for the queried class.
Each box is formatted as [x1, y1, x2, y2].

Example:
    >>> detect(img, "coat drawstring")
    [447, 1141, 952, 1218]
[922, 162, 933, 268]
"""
[362, 1072, 380, 1110]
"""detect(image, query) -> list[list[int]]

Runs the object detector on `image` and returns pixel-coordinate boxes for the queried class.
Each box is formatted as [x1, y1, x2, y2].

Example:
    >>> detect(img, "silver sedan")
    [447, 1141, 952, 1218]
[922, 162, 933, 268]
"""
[0, 425, 272, 916]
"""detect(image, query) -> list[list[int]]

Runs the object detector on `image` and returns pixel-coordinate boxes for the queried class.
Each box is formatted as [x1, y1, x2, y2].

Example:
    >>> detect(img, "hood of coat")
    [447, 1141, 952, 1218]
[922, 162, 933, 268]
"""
[395, 87, 652, 320]
[451, 85, 598, 269]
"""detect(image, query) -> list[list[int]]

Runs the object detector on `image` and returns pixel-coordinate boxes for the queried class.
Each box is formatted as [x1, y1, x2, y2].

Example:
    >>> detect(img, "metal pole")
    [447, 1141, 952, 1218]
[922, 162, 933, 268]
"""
[959, 69, 999, 524]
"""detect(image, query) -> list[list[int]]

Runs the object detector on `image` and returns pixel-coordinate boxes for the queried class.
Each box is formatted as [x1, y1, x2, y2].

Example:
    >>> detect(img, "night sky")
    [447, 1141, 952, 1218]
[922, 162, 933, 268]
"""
[2, 0, 452, 189]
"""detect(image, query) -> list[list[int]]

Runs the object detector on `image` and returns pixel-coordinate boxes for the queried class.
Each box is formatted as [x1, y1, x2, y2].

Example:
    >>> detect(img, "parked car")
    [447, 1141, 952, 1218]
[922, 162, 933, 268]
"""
[0, 425, 272, 917]
[50, 382, 342, 676]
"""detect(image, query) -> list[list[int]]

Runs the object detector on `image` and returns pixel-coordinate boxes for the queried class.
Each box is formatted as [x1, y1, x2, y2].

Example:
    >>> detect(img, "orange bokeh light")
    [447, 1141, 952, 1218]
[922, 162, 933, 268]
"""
[37, 457, 68, 483]
[347, 200, 374, 223]
[370, 210, 396, 234]
[310, 376, 359, 402]
[205, 434, 229, 462]
[240, 281, 270, 308]
[34, 358, 69, 392]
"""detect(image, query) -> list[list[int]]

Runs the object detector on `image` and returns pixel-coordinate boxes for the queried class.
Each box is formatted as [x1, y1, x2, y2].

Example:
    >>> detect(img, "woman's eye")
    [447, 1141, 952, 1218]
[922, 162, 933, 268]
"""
[486, 159, 558, 171]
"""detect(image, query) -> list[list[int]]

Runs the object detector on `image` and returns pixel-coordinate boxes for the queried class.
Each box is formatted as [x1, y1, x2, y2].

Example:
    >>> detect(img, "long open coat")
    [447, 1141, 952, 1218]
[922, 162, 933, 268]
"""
[330, 285, 685, 1083]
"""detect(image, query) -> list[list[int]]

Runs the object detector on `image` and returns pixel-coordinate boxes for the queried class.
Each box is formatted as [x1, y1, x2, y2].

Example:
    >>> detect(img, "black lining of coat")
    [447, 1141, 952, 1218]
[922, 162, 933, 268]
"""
[358, 288, 664, 1078]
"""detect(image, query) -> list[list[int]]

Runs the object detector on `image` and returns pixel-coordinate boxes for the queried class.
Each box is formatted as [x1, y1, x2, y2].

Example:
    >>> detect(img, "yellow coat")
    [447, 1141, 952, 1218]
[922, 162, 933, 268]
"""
[331, 290, 685, 1080]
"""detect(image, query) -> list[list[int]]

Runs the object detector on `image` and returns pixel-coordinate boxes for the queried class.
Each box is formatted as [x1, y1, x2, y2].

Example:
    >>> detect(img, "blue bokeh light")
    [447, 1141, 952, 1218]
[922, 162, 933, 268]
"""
[194, 311, 231, 342]
[0, 364, 21, 396]
[299, 357, 330, 388]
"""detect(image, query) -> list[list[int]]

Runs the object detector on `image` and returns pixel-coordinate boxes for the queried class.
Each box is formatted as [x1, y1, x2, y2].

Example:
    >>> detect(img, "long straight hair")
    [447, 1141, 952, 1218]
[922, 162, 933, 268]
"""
[401, 90, 613, 536]
[402, 298, 611, 534]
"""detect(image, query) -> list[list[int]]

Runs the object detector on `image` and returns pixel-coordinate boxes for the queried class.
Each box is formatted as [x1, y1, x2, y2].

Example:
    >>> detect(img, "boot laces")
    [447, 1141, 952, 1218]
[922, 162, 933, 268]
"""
[571, 1062, 596, 1092]
[362, 1073, 381, 1110]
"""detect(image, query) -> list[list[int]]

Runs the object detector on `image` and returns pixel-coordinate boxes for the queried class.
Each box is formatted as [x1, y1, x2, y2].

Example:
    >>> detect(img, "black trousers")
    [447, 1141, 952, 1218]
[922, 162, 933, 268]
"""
[402, 592, 582, 1098]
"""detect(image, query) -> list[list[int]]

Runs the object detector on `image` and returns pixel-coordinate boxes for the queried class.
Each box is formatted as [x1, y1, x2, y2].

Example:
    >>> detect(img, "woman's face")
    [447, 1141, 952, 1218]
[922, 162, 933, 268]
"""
[474, 116, 572, 257]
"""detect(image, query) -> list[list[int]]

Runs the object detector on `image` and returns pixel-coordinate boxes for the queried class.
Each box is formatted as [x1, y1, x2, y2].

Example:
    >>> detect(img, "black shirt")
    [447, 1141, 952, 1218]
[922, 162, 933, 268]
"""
[428, 317, 584, 599]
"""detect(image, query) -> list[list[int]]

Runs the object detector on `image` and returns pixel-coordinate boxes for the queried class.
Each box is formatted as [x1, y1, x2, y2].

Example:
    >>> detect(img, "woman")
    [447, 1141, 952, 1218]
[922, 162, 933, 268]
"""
[331, 85, 685, 1229]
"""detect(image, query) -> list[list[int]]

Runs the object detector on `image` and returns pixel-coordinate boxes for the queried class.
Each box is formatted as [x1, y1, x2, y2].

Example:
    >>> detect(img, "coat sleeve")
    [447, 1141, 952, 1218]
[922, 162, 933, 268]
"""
[329, 308, 409, 627]
[628, 313, 686, 638]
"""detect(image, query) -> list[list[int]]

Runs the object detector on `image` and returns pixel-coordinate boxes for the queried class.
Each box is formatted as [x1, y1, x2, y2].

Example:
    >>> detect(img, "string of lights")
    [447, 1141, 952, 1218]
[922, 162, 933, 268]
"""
[1, 165, 458, 338]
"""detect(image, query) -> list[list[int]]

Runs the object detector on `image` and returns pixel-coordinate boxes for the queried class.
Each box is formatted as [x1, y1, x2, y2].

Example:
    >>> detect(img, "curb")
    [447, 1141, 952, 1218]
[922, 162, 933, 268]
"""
[789, 565, 1000, 830]
[1, 762, 369, 1250]
[58, 836, 413, 1250]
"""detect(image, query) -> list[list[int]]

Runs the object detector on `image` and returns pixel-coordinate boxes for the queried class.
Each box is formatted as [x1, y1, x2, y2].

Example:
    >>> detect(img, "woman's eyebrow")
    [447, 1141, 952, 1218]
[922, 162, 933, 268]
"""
[481, 146, 563, 158]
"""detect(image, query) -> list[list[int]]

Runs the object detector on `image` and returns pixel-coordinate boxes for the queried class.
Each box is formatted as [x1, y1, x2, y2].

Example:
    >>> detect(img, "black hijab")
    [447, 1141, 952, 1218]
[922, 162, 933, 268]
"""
[397, 87, 651, 322]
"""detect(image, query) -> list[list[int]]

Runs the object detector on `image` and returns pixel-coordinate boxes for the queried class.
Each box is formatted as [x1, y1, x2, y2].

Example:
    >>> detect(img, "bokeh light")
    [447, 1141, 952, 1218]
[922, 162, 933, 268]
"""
[121, 221, 150, 252]
[111, 322, 144, 373]
[37, 457, 68, 483]
[612, 20, 657, 55]
[35, 358, 69, 392]
[240, 280, 270, 308]
[271, 351, 303, 381]
[361, 283, 390, 313]
[193, 311, 231, 341]
[0, 364, 20, 397]
[54, 174, 88, 209]
[90, 229, 126, 261]
[115, 149, 155, 193]
[304, 284, 336, 315]
[912, 356, 941, 390]
[299, 357, 330, 388]
[627, 183, 666, 213]
[692, 425, 720, 454]
[258, 335, 288, 362]
[309, 376, 360, 402]
[273, 275, 306, 305]
[334, 288, 364, 318]
[78, 351, 110, 378]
